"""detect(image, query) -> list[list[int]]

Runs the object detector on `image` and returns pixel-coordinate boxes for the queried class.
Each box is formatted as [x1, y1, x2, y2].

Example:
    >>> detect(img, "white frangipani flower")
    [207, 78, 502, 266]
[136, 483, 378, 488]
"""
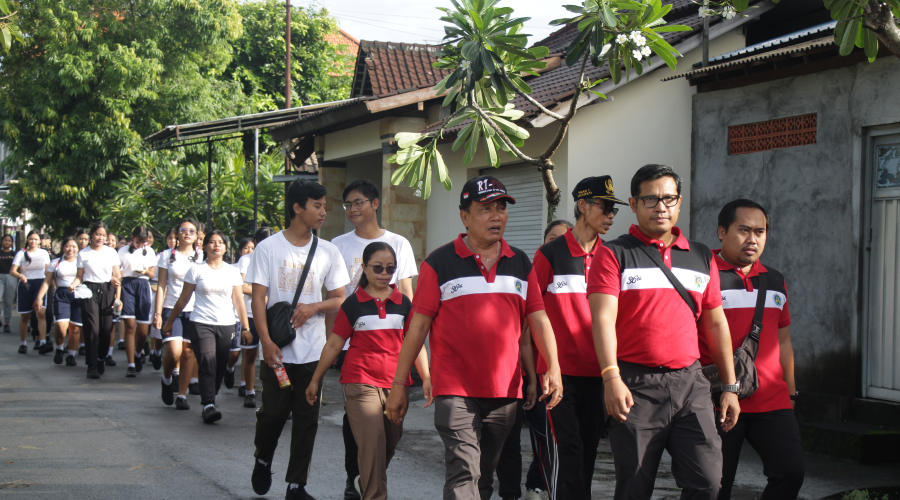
[698, 6, 712, 17]
[723, 6, 737, 19]
[641, 46, 652, 57]
[629, 32, 647, 46]
[615, 33, 628, 45]
[460, 60, 471, 70]
[632, 49, 643, 61]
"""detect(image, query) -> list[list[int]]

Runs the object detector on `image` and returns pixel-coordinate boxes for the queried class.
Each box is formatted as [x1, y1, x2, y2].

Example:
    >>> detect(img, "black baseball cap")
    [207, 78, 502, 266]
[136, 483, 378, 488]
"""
[572, 175, 627, 205]
[460, 175, 516, 209]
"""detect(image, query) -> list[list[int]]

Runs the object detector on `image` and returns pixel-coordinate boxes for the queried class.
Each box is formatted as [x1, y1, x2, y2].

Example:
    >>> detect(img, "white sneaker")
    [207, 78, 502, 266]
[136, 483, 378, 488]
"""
[524, 489, 549, 500]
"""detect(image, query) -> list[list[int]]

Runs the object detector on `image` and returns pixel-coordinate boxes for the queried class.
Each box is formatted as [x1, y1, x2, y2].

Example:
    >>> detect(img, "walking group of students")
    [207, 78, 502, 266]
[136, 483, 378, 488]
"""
[9, 162, 805, 500]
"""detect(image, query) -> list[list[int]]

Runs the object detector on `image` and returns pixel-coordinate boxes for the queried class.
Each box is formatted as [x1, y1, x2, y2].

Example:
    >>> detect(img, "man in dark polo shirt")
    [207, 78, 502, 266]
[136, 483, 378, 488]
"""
[531, 175, 626, 499]
[587, 164, 740, 500]
[385, 175, 564, 500]
[700, 199, 804, 499]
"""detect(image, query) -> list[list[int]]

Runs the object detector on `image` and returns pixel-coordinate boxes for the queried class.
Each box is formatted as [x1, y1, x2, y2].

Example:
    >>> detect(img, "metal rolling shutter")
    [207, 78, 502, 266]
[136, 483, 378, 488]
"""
[481, 164, 543, 259]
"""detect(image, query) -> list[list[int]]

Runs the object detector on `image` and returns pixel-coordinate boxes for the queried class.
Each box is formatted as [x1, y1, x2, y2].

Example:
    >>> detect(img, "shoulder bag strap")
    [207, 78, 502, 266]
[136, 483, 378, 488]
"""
[290, 235, 318, 308]
[623, 234, 698, 316]
[743, 272, 767, 359]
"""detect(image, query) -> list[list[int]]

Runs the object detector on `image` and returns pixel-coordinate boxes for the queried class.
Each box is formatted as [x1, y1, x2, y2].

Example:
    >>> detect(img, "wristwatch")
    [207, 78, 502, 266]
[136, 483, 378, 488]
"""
[721, 383, 740, 394]
[790, 391, 799, 401]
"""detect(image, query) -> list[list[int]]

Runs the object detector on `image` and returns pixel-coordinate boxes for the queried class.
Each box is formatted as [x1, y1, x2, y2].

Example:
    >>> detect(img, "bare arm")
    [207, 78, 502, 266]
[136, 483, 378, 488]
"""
[590, 292, 633, 422]
[290, 286, 346, 329]
[699, 305, 740, 431]
[413, 344, 433, 408]
[154, 267, 168, 329]
[34, 271, 54, 312]
[525, 310, 563, 409]
[232, 285, 249, 331]
[143, 266, 155, 280]
[161, 283, 195, 335]
[112, 265, 122, 302]
[778, 326, 796, 408]
[251, 283, 282, 368]
[69, 268, 85, 293]
[305, 333, 346, 405]
[385, 312, 432, 424]
[9, 264, 25, 284]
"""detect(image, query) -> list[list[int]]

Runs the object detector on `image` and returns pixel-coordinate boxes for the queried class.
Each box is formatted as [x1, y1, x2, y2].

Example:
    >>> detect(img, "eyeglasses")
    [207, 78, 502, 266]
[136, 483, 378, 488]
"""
[587, 200, 619, 216]
[342, 199, 370, 211]
[366, 264, 396, 275]
[638, 195, 680, 208]
[179, 227, 196, 235]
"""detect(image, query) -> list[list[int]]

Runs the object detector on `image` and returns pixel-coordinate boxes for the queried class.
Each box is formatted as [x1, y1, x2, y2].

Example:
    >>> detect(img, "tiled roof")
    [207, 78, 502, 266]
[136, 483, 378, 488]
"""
[325, 29, 360, 55]
[350, 41, 453, 98]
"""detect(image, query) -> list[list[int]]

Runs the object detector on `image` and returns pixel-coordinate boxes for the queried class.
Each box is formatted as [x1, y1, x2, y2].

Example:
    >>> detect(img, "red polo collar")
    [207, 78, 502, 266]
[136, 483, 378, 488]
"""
[713, 249, 768, 291]
[564, 228, 601, 257]
[628, 224, 690, 251]
[355, 283, 403, 305]
[453, 233, 515, 259]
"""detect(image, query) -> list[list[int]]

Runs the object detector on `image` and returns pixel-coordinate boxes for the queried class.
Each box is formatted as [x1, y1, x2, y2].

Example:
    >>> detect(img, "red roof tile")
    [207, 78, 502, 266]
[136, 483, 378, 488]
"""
[350, 41, 453, 97]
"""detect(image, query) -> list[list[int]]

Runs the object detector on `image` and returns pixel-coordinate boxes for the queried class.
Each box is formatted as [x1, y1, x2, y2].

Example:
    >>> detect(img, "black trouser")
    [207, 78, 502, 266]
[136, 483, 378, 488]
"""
[189, 322, 233, 406]
[523, 376, 553, 493]
[497, 377, 545, 498]
[718, 409, 804, 500]
[545, 375, 605, 500]
[80, 282, 114, 369]
[608, 361, 721, 500]
[255, 361, 322, 485]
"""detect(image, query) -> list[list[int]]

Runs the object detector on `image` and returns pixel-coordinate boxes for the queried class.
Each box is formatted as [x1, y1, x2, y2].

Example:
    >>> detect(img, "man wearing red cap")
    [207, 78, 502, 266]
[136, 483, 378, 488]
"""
[386, 175, 563, 500]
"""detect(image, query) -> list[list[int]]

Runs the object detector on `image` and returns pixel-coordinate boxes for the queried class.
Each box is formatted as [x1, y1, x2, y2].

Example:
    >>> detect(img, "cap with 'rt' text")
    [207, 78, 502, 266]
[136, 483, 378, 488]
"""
[460, 175, 517, 208]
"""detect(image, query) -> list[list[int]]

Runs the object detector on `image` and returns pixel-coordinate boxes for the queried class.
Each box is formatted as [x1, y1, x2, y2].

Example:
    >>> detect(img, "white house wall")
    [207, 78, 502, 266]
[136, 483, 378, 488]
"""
[323, 120, 381, 162]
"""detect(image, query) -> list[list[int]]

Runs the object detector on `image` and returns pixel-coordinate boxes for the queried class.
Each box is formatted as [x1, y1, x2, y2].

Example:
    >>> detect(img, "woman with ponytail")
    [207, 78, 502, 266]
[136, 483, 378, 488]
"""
[118, 225, 157, 377]
[10, 230, 52, 354]
[35, 237, 80, 366]
[154, 218, 203, 409]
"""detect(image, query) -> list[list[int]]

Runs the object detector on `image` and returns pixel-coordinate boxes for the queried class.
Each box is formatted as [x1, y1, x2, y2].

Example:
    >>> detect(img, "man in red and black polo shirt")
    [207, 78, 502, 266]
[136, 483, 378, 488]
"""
[587, 164, 740, 500]
[701, 199, 804, 499]
[385, 175, 564, 500]
[531, 175, 626, 499]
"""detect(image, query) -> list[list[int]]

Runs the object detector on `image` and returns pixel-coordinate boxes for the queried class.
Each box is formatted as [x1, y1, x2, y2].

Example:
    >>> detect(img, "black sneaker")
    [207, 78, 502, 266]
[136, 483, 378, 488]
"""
[3, 324, 9, 333]
[201, 405, 221, 424]
[117, 339, 125, 350]
[39, 342, 54, 355]
[251, 460, 273, 495]
[175, 396, 190, 410]
[96, 360, 105, 375]
[54, 349, 65, 364]
[126, 366, 136, 378]
[78, 345, 85, 356]
[143, 343, 150, 356]
[188, 382, 200, 395]
[344, 476, 361, 500]
[151, 353, 162, 370]
[17, 345, 26, 354]
[244, 393, 257, 408]
[161, 379, 174, 406]
[224, 368, 235, 389]
[238, 386, 247, 397]
[33, 339, 41, 350]
[134, 353, 143, 373]
[285, 485, 317, 500]
[87, 366, 100, 379]
[104, 355, 116, 366]
[65, 355, 77, 366]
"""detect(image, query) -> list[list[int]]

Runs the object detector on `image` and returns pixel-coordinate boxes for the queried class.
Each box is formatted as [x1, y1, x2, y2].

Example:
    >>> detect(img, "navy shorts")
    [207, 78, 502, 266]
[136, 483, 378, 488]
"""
[17, 278, 46, 314]
[241, 317, 260, 349]
[121, 278, 152, 324]
[161, 308, 192, 343]
[53, 287, 83, 326]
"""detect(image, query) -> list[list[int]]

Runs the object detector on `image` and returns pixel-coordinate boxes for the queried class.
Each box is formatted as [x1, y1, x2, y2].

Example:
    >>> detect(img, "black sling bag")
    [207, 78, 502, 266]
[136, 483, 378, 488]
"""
[623, 234, 762, 399]
[266, 235, 318, 349]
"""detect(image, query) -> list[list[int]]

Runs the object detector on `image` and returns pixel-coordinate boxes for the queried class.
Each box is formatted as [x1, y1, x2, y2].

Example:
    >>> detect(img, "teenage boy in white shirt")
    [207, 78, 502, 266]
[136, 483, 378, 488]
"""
[247, 179, 350, 500]
[330, 179, 418, 498]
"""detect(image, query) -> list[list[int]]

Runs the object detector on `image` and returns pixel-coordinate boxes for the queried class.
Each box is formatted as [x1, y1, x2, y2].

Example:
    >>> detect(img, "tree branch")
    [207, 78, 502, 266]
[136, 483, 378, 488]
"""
[864, 0, 900, 57]
[469, 90, 541, 165]
[498, 67, 565, 121]
[539, 52, 589, 165]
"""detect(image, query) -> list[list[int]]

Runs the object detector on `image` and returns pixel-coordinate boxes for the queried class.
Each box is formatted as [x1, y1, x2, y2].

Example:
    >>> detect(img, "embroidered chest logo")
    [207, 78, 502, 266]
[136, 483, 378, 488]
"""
[450, 284, 463, 294]
[515, 281, 522, 293]
[356, 321, 366, 328]
[556, 280, 568, 289]
[694, 275, 704, 289]
[626, 275, 641, 285]
[773, 294, 783, 306]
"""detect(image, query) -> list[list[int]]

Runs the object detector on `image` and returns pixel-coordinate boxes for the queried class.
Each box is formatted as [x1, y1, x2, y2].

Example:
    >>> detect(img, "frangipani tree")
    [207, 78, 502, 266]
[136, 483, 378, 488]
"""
[387, 0, 690, 220]
[0, 0, 23, 53]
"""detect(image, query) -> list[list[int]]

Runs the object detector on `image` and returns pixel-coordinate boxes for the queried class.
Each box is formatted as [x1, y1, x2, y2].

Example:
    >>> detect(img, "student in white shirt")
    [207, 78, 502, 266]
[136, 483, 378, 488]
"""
[148, 228, 178, 370]
[246, 179, 350, 500]
[35, 237, 81, 366]
[155, 218, 204, 410]
[330, 180, 419, 497]
[163, 230, 249, 424]
[10, 230, 52, 354]
[69, 222, 122, 379]
[119, 225, 157, 378]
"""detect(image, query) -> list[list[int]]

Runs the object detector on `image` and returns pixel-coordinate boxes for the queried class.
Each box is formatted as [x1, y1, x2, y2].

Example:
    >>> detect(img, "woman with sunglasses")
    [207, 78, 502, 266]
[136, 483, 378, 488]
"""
[69, 222, 122, 378]
[119, 225, 157, 377]
[154, 218, 203, 409]
[163, 230, 249, 424]
[35, 237, 81, 366]
[306, 242, 432, 500]
[10, 230, 52, 354]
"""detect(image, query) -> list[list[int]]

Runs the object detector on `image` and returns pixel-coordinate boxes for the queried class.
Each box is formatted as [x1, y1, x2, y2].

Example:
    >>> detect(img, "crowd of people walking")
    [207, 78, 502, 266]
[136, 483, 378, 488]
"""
[7, 164, 805, 500]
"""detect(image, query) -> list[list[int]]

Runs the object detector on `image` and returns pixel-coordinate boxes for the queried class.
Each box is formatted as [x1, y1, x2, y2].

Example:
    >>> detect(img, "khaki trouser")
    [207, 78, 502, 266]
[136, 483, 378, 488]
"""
[343, 383, 405, 500]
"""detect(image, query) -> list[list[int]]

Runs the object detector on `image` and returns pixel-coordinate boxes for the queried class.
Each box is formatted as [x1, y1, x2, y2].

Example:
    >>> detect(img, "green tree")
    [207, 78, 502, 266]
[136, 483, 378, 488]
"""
[0, 0, 247, 237]
[227, 0, 353, 111]
[0, 0, 23, 53]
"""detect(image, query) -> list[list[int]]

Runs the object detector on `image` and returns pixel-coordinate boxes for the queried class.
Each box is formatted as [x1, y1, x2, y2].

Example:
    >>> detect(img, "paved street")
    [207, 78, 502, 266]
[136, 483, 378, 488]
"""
[1, 311, 899, 499]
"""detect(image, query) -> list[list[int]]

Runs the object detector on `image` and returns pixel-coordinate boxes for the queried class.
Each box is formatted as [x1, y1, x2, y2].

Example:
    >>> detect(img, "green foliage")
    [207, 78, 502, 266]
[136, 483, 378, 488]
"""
[388, 0, 689, 200]
[0, 0, 24, 53]
[226, 0, 353, 111]
[101, 149, 285, 240]
[0, 0, 249, 237]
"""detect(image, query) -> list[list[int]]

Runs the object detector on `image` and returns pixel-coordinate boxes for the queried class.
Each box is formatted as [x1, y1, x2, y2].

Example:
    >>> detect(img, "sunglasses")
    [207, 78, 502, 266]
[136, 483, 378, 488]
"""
[179, 228, 196, 235]
[366, 264, 396, 275]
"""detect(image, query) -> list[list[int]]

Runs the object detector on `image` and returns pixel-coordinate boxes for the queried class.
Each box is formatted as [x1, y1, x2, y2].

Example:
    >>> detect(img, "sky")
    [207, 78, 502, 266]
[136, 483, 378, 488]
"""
[294, 0, 573, 45]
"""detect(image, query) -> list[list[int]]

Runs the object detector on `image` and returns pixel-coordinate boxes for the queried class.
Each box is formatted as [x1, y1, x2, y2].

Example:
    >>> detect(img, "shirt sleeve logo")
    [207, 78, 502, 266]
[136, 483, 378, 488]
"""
[515, 280, 522, 293]
[773, 294, 783, 306]
[626, 275, 642, 285]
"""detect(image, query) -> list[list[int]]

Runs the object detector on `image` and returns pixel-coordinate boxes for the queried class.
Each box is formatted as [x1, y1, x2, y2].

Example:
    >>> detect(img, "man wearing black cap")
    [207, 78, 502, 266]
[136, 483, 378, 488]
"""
[531, 176, 627, 499]
[385, 175, 564, 500]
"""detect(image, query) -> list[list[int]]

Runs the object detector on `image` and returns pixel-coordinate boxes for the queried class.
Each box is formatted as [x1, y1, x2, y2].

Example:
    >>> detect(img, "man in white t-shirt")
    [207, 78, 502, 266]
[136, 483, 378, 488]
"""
[246, 179, 349, 500]
[330, 179, 418, 499]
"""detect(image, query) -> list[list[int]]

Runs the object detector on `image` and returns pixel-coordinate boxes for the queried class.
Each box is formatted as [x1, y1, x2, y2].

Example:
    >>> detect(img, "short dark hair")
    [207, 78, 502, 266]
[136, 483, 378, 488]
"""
[343, 180, 379, 202]
[544, 219, 573, 241]
[254, 226, 275, 243]
[286, 179, 328, 222]
[630, 164, 682, 198]
[717, 199, 771, 232]
[237, 237, 255, 254]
